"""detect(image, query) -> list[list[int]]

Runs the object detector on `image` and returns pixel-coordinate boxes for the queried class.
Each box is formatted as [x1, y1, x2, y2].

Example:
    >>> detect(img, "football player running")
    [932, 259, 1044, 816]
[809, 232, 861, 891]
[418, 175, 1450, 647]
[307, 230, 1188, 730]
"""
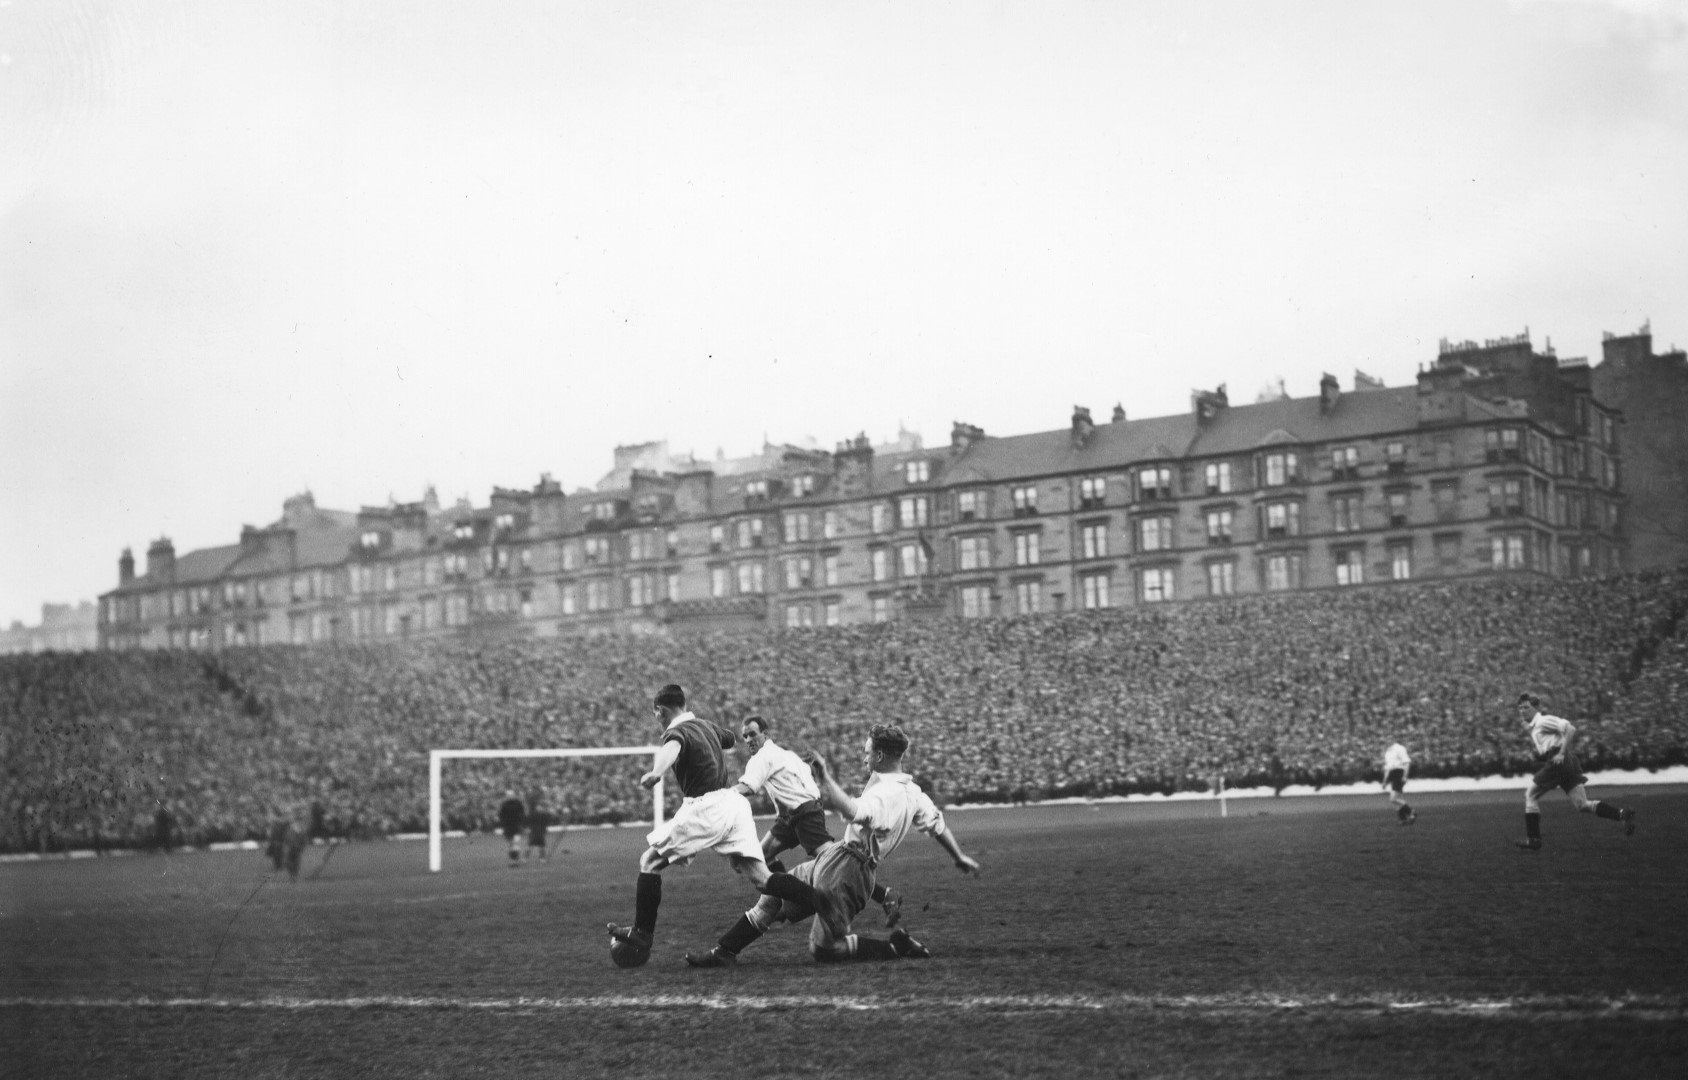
[1514, 692, 1636, 851]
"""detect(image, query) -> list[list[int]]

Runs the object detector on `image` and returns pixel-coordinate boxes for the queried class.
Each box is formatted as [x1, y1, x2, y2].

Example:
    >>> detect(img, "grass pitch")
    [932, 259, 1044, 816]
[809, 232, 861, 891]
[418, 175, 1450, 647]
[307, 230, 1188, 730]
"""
[3, 787, 1685, 1079]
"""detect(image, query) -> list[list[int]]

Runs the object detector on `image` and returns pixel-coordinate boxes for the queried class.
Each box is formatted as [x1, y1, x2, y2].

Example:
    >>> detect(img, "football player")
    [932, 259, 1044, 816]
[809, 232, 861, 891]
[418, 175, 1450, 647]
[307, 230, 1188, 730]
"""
[1514, 692, 1636, 850]
[1382, 742, 1415, 824]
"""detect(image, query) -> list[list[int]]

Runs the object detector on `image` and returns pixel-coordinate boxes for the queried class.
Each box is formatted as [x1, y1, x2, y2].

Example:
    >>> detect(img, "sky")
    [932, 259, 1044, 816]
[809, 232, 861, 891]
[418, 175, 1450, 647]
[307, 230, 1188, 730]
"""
[1, 0, 1685, 628]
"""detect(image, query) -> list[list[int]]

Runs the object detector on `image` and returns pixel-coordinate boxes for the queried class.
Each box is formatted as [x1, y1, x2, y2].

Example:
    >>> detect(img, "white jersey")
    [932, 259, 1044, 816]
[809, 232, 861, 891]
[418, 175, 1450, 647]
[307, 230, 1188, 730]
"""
[845, 771, 945, 867]
[1528, 714, 1575, 758]
[738, 737, 820, 813]
[1383, 743, 1411, 774]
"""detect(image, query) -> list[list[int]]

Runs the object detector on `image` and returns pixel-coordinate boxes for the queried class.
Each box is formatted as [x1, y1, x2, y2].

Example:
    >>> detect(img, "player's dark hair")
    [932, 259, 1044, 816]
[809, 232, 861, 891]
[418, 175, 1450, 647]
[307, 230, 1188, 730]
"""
[1517, 692, 1541, 708]
[654, 683, 686, 708]
[743, 714, 768, 733]
[870, 724, 910, 759]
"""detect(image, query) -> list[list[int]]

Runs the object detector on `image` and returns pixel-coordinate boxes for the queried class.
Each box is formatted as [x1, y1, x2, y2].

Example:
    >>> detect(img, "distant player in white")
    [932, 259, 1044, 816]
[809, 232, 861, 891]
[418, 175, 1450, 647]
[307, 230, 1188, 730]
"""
[735, 714, 904, 925]
[686, 723, 979, 966]
[1382, 742, 1416, 824]
[1514, 692, 1636, 851]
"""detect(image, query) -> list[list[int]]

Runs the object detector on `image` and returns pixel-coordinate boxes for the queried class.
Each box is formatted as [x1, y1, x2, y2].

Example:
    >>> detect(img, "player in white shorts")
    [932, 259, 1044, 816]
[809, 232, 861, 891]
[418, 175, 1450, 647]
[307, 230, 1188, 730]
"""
[1382, 742, 1415, 824]
[607, 684, 847, 966]
[1513, 692, 1636, 851]
[685, 723, 979, 967]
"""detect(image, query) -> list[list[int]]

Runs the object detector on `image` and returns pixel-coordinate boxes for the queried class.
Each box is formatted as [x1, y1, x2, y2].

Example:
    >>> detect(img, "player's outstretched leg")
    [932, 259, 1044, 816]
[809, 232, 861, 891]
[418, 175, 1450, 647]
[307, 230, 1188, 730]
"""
[1515, 812, 1542, 851]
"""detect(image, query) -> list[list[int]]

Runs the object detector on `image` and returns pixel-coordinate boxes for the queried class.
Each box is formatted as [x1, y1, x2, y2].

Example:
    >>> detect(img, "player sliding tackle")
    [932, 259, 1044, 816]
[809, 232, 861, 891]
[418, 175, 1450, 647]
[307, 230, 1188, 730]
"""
[686, 723, 980, 967]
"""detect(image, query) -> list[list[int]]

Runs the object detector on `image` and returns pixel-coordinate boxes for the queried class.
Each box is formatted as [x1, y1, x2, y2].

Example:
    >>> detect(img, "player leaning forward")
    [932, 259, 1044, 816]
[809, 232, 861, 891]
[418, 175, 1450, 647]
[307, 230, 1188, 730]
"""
[607, 684, 848, 967]
[1514, 692, 1636, 851]
[687, 723, 979, 966]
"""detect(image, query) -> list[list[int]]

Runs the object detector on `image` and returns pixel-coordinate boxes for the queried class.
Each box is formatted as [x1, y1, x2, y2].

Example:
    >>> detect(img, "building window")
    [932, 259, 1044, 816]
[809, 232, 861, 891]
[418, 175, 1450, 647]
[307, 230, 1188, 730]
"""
[710, 566, 729, 598]
[1331, 445, 1360, 480]
[1079, 476, 1106, 509]
[585, 579, 610, 612]
[960, 585, 990, 619]
[783, 556, 813, 590]
[871, 547, 890, 582]
[665, 571, 680, 601]
[1265, 451, 1299, 486]
[823, 552, 840, 587]
[709, 524, 726, 552]
[1080, 522, 1109, 559]
[737, 562, 765, 594]
[745, 479, 769, 501]
[1012, 485, 1038, 516]
[898, 543, 928, 578]
[1491, 534, 1527, 570]
[871, 503, 892, 534]
[957, 490, 982, 521]
[1205, 509, 1232, 545]
[1389, 542, 1412, 580]
[1015, 580, 1041, 615]
[1013, 531, 1040, 567]
[1488, 479, 1523, 516]
[871, 596, 891, 623]
[1206, 561, 1235, 596]
[1486, 427, 1522, 462]
[453, 522, 476, 541]
[783, 512, 812, 544]
[905, 459, 930, 484]
[1332, 494, 1361, 533]
[1386, 441, 1407, 474]
[666, 529, 680, 557]
[1334, 546, 1365, 586]
[1204, 462, 1232, 495]
[736, 518, 765, 548]
[957, 535, 990, 571]
[1137, 515, 1174, 552]
[1387, 491, 1409, 527]
[785, 603, 813, 629]
[791, 474, 815, 497]
[1139, 567, 1173, 603]
[628, 574, 653, 608]
[823, 600, 841, 627]
[360, 530, 382, 550]
[629, 531, 659, 562]
[1432, 480, 1458, 521]
[446, 593, 471, 625]
[1137, 466, 1173, 501]
[899, 495, 930, 529]
[1081, 572, 1112, 609]
[1264, 553, 1303, 591]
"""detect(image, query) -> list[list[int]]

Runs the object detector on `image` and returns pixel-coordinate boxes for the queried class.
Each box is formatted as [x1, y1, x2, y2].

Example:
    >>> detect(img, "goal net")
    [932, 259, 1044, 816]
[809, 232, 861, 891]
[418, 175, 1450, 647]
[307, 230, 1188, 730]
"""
[428, 746, 664, 872]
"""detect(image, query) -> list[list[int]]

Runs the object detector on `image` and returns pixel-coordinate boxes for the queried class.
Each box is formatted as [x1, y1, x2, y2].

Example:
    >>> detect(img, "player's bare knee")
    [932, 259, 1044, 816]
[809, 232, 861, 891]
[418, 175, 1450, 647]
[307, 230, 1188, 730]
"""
[638, 849, 667, 874]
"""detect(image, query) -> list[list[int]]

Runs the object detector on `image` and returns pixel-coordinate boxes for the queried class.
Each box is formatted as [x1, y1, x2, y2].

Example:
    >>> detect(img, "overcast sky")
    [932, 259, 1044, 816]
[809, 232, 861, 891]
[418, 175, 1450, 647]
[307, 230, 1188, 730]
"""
[2, 0, 1684, 628]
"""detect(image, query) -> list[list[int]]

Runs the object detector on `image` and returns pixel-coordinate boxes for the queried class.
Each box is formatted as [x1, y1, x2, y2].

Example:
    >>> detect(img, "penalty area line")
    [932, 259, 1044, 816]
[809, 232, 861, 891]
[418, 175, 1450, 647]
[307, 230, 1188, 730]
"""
[1, 993, 1683, 1020]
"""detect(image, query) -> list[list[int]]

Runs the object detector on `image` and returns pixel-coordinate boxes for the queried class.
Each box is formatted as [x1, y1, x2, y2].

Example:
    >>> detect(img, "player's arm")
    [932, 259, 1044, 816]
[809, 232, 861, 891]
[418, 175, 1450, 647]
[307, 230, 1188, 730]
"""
[931, 827, 981, 875]
[640, 740, 681, 789]
[807, 754, 858, 820]
[1554, 723, 1576, 763]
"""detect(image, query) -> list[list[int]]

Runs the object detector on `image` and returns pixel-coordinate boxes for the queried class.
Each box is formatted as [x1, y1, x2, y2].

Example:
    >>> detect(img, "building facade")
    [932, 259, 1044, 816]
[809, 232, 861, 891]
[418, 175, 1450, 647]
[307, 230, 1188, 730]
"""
[1591, 324, 1688, 571]
[100, 331, 1629, 649]
[0, 602, 99, 654]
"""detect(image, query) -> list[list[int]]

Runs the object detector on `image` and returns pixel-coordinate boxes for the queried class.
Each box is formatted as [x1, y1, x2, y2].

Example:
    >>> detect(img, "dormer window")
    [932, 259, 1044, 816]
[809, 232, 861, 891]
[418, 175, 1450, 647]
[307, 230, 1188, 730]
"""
[590, 502, 616, 521]
[361, 530, 382, 549]
[790, 474, 815, 497]
[905, 460, 930, 484]
[1137, 466, 1173, 501]
[745, 480, 769, 501]
[453, 523, 475, 541]
[495, 513, 515, 532]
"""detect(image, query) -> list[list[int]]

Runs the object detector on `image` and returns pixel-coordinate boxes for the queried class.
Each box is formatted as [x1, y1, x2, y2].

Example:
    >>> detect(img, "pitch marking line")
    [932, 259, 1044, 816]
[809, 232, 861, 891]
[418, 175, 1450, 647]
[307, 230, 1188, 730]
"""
[2, 994, 1682, 1020]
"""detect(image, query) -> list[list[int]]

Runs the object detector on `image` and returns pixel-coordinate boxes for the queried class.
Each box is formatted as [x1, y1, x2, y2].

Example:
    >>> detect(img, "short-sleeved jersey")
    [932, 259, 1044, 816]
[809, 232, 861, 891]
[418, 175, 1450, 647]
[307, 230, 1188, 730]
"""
[845, 771, 945, 866]
[663, 712, 737, 798]
[1527, 713, 1575, 759]
[738, 737, 821, 812]
[1383, 743, 1411, 773]
[498, 798, 525, 832]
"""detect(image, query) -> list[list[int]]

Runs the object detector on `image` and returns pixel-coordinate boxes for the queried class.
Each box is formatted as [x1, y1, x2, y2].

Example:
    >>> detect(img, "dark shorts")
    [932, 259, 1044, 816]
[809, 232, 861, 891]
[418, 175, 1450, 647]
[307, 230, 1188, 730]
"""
[1532, 755, 1587, 793]
[769, 801, 834, 857]
[1385, 769, 1406, 793]
[502, 827, 521, 842]
[527, 828, 547, 846]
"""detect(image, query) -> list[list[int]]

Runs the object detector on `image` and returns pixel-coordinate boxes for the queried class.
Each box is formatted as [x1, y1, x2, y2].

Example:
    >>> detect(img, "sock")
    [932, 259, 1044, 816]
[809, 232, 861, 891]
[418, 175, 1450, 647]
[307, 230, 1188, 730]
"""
[1524, 812, 1541, 840]
[761, 872, 823, 910]
[852, 935, 899, 960]
[717, 914, 763, 956]
[1594, 802, 1622, 821]
[870, 883, 889, 903]
[634, 872, 662, 936]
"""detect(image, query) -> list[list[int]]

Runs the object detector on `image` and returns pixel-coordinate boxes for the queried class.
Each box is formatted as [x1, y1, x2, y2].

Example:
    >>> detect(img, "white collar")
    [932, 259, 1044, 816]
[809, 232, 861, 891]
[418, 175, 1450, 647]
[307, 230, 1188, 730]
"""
[663, 710, 697, 732]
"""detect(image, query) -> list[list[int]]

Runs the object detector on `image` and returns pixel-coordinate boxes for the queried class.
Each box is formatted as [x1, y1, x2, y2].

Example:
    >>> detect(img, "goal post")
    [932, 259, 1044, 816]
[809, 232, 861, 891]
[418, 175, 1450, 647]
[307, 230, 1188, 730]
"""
[428, 746, 664, 872]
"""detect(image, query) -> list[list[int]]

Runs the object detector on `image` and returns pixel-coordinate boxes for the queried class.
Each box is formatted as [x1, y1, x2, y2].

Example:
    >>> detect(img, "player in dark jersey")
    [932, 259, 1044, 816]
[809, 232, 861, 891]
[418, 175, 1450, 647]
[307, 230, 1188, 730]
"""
[607, 684, 847, 966]
[497, 790, 525, 866]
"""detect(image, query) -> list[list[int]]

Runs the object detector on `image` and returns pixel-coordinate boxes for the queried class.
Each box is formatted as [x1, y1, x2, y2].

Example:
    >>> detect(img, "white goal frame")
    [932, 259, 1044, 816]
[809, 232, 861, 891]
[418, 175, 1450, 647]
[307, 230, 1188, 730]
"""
[428, 746, 664, 872]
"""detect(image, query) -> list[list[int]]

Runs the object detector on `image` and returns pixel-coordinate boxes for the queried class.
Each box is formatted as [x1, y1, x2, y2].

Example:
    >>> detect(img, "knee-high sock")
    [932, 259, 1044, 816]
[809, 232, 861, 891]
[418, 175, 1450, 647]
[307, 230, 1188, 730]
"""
[851, 935, 899, 960]
[1524, 812, 1541, 840]
[635, 871, 662, 936]
[718, 914, 764, 955]
[761, 871, 824, 910]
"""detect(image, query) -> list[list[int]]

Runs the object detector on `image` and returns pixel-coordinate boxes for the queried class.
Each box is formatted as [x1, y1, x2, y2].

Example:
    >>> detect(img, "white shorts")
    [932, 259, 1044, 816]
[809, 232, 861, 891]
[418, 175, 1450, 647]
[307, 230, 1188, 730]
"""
[646, 788, 763, 863]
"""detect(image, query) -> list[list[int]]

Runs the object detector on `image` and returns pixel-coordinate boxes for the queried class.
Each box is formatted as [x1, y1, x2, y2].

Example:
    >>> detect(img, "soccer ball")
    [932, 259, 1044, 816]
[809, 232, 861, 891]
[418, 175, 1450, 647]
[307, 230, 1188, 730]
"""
[609, 933, 650, 968]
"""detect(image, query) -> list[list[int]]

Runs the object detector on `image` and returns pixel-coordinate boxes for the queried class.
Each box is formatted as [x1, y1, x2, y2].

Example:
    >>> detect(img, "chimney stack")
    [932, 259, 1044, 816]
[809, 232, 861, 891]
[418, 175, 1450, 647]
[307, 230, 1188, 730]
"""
[1319, 372, 1341, 414]
[118, 547, 135, 585]
[1071, 405, 1095, 448]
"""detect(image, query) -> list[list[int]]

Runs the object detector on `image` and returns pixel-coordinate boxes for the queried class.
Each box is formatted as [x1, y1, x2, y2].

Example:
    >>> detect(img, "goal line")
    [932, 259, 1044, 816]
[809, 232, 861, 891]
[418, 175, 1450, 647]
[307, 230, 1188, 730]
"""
[427, 746, 663, 872]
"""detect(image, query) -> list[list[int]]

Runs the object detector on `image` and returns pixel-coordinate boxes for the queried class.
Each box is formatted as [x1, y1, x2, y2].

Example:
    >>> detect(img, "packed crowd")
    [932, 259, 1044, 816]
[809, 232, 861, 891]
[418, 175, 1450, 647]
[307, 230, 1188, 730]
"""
[4, 568, 1685, 853]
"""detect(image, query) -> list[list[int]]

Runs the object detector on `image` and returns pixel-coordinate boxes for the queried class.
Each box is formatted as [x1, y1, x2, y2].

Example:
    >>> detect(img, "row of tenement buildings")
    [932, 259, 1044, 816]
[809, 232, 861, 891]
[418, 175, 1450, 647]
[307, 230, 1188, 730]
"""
[97, 327, 1687, 649]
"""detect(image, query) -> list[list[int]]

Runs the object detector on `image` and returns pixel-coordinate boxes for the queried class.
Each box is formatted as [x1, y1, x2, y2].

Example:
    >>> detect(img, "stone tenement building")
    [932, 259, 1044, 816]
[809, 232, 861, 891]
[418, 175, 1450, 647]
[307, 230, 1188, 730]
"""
[100, 327, 1670, 649]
